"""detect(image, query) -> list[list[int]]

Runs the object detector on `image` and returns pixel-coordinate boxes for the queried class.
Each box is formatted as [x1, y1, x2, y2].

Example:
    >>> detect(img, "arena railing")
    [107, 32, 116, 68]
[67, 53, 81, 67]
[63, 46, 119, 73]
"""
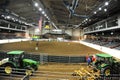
[0, 51, 88, 64]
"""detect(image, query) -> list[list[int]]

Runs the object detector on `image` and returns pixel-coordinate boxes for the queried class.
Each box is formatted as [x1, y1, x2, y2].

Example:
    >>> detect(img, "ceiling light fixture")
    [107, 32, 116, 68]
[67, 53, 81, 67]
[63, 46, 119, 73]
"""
[111, 32, 113, 35]
[105, 2, 109, 6]
[85, 18, 88, 21]
[1, 15, 4, 17]
[11, 18, 14, 20]
[42, 11, 45, 14]
[39, 8, 42, 11]
[99, 7, 102, 11]
[89, 19, 91, 21]
[44, 14, 47, 17]
[104, 8, 107, 12]
[35, 2, 38, 7]
[16, 19, 18, 21]
[6, 16, 10, 19]
[94, 11, 97, 14]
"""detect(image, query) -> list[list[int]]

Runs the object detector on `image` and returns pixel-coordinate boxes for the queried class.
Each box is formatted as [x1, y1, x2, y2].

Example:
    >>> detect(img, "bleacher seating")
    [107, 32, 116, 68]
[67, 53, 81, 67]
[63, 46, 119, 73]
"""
[0, 33, 25, 40]
[83, 39, 120, 50]
[115, 46, 120, 50]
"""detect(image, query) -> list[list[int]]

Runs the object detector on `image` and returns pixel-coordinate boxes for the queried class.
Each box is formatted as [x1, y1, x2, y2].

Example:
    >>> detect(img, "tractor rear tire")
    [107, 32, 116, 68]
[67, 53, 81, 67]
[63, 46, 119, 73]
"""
[101, 66, 111, 76]
[3, 63, 15, 74]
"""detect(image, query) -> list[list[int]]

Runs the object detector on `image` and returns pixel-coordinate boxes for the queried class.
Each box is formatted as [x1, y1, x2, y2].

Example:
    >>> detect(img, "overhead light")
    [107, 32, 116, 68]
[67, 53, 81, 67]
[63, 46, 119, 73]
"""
[104, 8, 107, 12]
[105, 2, 109, 6]
[84, 20, 86, 22]
[6, 16, 10, 19]
[99, 7, 102, 11]
[16, 19, 18, 21]
[11, 18, 14, 20]
[85, 18, 88, 21]
[47, 17, 50, 20]
[89, 19, 91, 21]
[19, 20, 21, 23]
[39, 8, 42, 11]
[94, 11, 97, 14]
[111, 32, 113, 35]
[4, 17, 7, 19]
[1, 15, 4, 17]
[34, 2, 38, 7]
[42, 11, 45, 14]
[44, 14, 47, 17]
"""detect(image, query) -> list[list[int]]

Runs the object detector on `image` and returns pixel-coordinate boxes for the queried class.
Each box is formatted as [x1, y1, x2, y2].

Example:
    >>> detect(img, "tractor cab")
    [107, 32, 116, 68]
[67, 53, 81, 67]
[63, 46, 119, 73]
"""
[95, 53, 113, 68]
[7, 51, 24, 67]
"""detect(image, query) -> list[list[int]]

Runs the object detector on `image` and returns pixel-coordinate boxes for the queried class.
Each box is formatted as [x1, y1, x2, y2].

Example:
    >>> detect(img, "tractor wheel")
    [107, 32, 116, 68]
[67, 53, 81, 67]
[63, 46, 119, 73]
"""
[25, 67, 34, 76]
[3, 64, 14, 74]
[5, 66, 12, 74]
[101, 66, 111, 76]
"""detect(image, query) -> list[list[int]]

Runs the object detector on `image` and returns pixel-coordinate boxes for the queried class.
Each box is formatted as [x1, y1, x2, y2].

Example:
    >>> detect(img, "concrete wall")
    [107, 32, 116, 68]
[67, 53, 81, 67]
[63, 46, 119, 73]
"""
[63, 29, 84, 40]
[71, 29, 84, 40]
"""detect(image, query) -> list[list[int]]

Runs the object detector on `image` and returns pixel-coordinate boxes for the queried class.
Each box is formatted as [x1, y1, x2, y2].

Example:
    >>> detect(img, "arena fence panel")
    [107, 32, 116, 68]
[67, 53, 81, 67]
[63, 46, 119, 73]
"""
[0, 51, 87, 63]
[24, 53, 87, 63]
[69, 56, 86, 63]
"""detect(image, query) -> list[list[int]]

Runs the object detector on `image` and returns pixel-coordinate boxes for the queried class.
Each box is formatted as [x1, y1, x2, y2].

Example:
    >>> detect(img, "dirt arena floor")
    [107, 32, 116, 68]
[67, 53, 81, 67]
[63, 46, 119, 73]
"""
[30, 63, 93, 80]
[0, 41, 102, 80]
[0, 63, 94, 80]
[0, 41, 102, 56]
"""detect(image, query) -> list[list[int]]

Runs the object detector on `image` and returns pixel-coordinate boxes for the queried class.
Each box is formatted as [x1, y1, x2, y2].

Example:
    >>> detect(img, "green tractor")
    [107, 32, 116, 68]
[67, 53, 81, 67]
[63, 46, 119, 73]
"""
[0, 50, 38, 75]
[93, 53, 120, 76]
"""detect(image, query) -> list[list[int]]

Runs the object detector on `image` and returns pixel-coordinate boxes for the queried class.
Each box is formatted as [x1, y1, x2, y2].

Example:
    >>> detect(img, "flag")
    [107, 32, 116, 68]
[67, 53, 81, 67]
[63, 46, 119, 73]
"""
[38, 16, 42, 31]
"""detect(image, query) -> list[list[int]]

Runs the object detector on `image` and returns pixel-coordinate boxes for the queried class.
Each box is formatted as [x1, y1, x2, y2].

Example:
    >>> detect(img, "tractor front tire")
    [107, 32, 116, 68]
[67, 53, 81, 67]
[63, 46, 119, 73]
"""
[25, 67, 34, 76]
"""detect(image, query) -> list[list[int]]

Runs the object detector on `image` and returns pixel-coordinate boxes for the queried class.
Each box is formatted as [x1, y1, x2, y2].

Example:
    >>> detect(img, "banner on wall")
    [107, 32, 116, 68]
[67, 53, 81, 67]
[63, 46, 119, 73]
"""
[39, 16, 42, 31]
